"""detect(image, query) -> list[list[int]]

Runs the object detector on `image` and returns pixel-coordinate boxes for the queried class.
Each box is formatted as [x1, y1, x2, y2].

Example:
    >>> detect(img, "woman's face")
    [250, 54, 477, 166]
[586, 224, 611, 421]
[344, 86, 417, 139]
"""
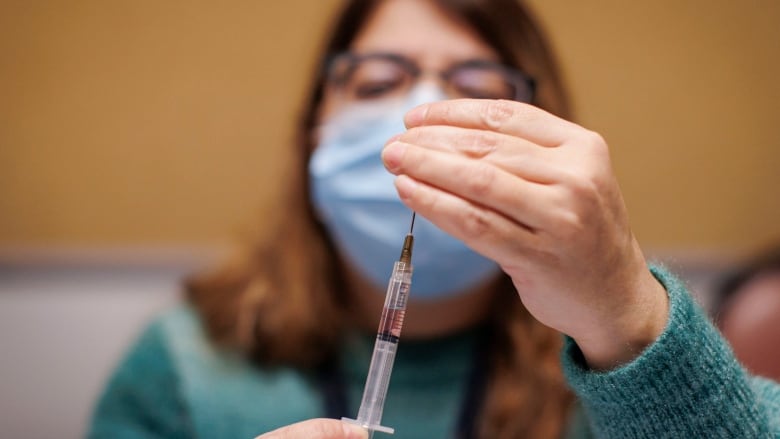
[317, 0, 501, 124]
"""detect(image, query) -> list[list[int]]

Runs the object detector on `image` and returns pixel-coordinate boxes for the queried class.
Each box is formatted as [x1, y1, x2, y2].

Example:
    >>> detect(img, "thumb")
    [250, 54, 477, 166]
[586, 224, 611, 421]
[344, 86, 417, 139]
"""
[255, 418, 368, 439]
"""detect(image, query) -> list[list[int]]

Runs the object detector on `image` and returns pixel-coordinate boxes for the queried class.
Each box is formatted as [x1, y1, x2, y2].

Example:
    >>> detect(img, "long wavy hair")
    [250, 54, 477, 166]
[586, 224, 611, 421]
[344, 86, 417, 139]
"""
[188, 0, 574, 437]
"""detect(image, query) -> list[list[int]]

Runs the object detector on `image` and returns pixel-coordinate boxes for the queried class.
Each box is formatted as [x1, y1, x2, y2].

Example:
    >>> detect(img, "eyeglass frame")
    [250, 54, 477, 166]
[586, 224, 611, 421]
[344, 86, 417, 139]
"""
[324, 51, 537, 103]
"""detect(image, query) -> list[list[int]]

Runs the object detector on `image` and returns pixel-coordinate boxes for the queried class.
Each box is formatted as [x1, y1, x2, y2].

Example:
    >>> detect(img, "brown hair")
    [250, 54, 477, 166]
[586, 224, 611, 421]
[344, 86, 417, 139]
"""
[188, 0, 573, 437]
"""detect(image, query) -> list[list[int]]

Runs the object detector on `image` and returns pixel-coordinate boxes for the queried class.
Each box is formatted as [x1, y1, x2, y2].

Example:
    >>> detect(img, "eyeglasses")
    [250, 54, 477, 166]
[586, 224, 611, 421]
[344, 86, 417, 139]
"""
[325, 52, 535, 103]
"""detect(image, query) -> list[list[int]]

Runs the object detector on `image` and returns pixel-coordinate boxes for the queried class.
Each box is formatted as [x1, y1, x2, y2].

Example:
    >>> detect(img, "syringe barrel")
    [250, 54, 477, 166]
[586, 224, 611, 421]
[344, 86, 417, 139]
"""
[355, 260, 412, 430]
[377, 261, 412, 341]
[355, 339, 398, 430]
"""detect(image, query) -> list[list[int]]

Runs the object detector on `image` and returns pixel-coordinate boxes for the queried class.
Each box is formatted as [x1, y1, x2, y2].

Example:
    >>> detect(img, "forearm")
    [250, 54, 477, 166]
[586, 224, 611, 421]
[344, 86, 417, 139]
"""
[562, 265, 778, 438]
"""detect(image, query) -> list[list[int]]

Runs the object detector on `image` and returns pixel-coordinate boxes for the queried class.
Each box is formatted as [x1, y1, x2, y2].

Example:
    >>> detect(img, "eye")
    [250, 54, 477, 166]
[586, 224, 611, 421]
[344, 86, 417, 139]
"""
[352, 77, 405, 100]
[342, 56, 410, 101]
[449, 64, 517, 100]
[452, 84, 510, 100]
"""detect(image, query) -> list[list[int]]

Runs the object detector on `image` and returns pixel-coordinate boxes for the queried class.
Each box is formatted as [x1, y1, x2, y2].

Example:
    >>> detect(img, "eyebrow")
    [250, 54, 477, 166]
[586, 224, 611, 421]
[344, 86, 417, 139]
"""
[343, 50, 503, 68]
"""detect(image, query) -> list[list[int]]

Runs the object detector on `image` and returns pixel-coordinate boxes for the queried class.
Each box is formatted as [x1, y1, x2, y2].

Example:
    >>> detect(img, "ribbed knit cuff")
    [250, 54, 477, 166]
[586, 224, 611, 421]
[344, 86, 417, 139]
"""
[562, 265, 771, 438]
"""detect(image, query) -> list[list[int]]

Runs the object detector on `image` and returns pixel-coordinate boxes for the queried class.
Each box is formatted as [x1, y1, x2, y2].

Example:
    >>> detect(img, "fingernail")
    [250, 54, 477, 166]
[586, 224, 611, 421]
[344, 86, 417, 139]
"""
[342, 423, 369, 439]
[382, 141, 406, 172]
[395, 174, 417, 200]
[404, 104, 427, 127]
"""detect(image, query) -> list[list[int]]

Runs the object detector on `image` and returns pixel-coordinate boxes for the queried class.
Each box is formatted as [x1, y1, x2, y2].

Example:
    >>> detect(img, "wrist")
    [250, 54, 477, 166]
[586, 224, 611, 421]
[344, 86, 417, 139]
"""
[574, 266, 670, 371]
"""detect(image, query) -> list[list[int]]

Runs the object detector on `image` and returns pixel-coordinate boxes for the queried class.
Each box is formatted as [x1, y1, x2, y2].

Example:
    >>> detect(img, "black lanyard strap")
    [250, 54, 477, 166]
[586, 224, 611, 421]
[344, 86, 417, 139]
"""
[455, 339, 489, 439]
[317, 354, 350, 420]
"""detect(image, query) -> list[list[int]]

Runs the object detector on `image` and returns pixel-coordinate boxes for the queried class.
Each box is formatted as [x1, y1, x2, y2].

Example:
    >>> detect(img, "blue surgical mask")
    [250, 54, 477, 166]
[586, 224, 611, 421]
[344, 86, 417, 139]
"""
[309, 86, 501, 300]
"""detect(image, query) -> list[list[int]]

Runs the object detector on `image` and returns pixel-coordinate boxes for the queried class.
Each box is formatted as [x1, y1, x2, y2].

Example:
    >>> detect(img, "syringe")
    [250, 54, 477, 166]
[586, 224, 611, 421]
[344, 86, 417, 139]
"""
[342, 213, 416, 438]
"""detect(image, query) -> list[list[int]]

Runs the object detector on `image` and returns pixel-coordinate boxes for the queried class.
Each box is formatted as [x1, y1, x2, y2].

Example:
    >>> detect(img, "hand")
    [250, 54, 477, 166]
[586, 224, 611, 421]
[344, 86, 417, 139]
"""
[381, 99, 669, 370]
[255, 419, 368, 439]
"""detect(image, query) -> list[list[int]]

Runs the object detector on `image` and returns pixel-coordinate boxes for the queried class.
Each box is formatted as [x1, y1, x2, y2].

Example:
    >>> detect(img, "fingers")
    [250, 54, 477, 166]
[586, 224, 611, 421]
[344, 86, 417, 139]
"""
[383, 142, 556, 230]
[393, 174, 539, 267]
[393, 125, 562, 184]
[256, 419, 368, 439]
[404, 99, 581, 147]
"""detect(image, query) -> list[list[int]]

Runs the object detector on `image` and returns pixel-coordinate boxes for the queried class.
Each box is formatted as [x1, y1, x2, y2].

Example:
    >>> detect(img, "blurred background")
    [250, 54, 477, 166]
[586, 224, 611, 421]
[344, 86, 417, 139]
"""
[1, 1, 778, 438]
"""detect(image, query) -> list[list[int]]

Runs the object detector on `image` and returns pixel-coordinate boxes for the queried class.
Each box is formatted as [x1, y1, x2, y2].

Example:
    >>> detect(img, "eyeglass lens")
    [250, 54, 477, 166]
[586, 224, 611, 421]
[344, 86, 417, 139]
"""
[328, 53, 533, 103]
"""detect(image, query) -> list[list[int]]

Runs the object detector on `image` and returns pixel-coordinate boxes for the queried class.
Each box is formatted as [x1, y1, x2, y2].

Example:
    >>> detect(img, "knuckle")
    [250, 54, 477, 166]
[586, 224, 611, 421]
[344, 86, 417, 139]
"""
[462, 206, 491, 238]
[460, 131, 499, 157]
[555, 210, 586, 239]
[415, 182, 439, 212]
[582, 129, 608, 154]
[558, 166, 601, 202]
[482, 99, 515, 130]
[464, 163, 497, 197]
[569, 174, 599, 200]
[547, 186, 591, 239]
[434, 101, 453, 124]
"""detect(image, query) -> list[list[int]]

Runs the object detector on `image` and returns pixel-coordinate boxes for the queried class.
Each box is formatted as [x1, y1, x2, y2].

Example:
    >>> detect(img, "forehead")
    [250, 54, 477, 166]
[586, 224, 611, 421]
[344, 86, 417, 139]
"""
[349, 0, 500, 67]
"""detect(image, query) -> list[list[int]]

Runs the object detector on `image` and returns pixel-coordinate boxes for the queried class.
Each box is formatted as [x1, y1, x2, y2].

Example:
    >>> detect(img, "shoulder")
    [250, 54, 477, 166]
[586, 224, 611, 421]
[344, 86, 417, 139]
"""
[152, 306, 327, 437]
[91, 305, 327, 438]
[99, 308, 185, 402]
[88, 307, 194, 438]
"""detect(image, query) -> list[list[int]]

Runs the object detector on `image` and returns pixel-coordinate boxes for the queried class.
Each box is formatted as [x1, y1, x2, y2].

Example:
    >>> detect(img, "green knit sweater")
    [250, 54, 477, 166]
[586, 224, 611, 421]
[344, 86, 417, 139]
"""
[88, 267, 780, 438]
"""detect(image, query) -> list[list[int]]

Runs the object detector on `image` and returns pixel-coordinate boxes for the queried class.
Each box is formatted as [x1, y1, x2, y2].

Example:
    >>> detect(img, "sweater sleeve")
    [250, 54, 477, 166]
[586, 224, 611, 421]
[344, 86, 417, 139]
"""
[561, 265, 780, 438]
[87, 320, 194, 439]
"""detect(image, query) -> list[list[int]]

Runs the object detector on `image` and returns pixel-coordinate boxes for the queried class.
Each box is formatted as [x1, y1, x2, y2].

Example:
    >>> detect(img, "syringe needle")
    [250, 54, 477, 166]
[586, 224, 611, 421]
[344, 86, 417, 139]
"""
[409, 212, 416, 234]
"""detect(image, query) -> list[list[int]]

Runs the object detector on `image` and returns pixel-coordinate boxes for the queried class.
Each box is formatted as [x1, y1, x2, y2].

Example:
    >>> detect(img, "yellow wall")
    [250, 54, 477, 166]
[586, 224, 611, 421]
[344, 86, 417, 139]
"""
[1, 1, 778, 252]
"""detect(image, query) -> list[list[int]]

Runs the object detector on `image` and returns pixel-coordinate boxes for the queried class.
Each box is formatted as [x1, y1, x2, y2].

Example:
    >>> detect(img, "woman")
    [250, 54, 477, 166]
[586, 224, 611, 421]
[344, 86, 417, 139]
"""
[89, 0, 780, 438]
